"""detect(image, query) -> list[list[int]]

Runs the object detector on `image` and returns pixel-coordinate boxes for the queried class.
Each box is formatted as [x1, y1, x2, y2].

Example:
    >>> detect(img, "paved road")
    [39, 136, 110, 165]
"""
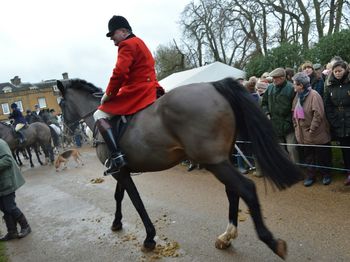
[2, 145, 349, 262]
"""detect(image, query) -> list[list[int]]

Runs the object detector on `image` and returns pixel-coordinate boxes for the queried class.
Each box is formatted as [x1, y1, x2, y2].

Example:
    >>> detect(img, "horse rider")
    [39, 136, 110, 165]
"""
[32, 104, 43, 122]
[24, 109, 34, 124]
[9, 103, 27, 144]
[93, 15, 164, 176]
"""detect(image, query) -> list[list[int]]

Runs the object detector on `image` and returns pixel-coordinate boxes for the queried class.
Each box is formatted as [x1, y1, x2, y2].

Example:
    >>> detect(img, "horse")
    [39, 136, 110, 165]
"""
[0, 122, 55, 167]
[57, 78, 302, 259]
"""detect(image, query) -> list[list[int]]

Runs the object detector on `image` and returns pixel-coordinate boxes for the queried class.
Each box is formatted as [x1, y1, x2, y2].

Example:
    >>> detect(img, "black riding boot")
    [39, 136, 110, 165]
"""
[96, 118, 127, 176]
[17, 130, 26, 144]
[0, 214, 18, 241]
[16, 214, 31, 238]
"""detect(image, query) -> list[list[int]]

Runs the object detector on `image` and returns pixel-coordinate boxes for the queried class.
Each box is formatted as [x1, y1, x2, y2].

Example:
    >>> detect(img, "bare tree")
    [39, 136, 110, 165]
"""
[176, 0, 350, 70]
[154, 41, 187, 80]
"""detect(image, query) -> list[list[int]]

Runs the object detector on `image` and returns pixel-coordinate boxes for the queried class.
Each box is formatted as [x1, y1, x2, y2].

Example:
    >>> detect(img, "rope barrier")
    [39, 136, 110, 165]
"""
[234, 140, 350, 173]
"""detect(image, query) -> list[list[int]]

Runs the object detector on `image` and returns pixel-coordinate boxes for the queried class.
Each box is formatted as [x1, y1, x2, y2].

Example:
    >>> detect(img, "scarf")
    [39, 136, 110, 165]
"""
[293, 87, 311, 120]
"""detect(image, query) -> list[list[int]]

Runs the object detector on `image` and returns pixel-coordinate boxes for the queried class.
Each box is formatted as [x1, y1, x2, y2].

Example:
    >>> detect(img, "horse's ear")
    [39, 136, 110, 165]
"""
[57, 80, 65, 95]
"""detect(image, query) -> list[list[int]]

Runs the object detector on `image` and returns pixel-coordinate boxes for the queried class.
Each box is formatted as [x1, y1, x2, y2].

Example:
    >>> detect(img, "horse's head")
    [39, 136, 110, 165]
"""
[57, 79, 102, 131]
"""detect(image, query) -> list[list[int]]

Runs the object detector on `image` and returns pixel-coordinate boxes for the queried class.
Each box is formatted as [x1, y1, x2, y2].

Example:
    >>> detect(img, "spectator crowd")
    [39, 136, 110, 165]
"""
[239, 56, 350, 187]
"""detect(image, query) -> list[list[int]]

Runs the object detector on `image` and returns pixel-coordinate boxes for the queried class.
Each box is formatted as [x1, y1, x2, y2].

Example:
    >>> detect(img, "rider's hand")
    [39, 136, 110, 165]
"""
[101, 93, 110, 105]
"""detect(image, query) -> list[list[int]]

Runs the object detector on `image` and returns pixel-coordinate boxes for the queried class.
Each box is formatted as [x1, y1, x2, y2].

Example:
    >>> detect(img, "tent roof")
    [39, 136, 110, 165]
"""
[159, 61, 246, 92]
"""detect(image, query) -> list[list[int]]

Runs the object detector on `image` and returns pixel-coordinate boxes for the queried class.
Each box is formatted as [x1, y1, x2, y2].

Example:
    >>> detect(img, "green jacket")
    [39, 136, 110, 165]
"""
[0, 139, 25, 196]
[261, 80, 295, 137]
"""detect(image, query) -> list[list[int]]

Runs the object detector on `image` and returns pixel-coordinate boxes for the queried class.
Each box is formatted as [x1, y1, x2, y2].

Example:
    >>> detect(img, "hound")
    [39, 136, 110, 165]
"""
[55, 149, 83, 171]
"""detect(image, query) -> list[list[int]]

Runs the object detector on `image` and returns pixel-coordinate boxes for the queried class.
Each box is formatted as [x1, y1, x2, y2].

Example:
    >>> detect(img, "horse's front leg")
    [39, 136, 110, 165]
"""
[13, 151, 22, 166]
[111, 181, 124, 231]
[116, 172, 156, 250]
[34, 145, 44, 165]
[26, 147, 34, 168]
[215, 187, 239, 249]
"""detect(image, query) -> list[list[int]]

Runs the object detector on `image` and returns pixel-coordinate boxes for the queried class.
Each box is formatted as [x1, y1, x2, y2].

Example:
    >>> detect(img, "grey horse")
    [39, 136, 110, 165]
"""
[57, 78, 301, 260]
[0, 122, 54, 167]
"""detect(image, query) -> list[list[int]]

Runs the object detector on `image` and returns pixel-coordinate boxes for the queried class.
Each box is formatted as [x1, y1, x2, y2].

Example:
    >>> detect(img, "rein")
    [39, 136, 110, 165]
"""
[60, 94, 104, 147]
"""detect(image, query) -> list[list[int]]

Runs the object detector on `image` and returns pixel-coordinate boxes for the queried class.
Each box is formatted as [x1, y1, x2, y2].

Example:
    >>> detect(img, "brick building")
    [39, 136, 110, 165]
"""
[0, 73, 68, 122]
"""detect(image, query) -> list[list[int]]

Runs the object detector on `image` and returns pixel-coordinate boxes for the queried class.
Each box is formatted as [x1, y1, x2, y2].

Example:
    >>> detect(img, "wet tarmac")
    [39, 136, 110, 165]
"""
[2, 145, 349, 262]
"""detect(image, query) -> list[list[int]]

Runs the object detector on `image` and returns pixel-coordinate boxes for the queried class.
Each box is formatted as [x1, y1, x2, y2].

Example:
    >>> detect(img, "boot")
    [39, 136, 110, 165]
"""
[344, 174, 350, 186]
[17, 130, 26, 144]
[187, 162, 196, 172]
[0, 214, 18, 241]
[96, 119, 127, 176]
[16, 214, 31, 238]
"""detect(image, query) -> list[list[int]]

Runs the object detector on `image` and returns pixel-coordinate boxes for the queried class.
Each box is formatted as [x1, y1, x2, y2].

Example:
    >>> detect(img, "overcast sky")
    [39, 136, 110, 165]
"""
[0, 0, 190, 90]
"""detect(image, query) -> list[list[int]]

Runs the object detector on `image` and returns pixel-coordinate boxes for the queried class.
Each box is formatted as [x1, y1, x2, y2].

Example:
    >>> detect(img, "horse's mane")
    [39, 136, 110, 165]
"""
[68, 79, 102, 94]
[0, 121, 12, 128]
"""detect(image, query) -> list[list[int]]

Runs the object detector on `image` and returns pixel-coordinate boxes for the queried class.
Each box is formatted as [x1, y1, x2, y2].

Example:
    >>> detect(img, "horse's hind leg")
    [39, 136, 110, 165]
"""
[206, 161, 287, 260]
[111, 182, 124, 231]
[114, 172, 156, 250]
[215, 187, 239, 249]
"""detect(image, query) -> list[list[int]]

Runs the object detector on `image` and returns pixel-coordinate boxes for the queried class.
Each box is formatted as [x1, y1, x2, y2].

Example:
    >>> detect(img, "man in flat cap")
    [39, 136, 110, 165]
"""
[261, 67, 299, 163]
[93, 15, 164, 176]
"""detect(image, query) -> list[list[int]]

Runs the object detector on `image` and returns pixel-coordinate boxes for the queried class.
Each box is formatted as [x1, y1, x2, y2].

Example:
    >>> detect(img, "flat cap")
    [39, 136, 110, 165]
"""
[269, 68, 286, 78]
[313, 63, 322, 70]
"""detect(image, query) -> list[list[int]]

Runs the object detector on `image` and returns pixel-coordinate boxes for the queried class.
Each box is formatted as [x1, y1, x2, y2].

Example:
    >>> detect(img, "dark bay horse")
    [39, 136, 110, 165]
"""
[57, 78, 301, 259]
[0, 122, 55, 167]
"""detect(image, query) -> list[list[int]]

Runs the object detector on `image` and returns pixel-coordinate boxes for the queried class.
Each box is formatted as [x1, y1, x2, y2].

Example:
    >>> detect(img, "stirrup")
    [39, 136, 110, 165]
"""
[103, 154, 127, 176]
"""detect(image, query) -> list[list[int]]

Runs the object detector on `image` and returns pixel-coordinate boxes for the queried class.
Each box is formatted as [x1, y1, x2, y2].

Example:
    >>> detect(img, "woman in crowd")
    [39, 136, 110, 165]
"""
[324, 60, 350, 186]
[301, 61, 324, 97]
[292, 72, 332, 186]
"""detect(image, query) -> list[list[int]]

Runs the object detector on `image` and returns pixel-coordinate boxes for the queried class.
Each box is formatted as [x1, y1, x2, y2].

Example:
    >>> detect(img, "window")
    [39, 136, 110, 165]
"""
[38, 97, 47, 108]
[53, 85, 59, 92]
[1, 103, 10, 115]
[14, 101, 23, 112]
[56, 97, 62, 105]
[3, 87, 12, 93]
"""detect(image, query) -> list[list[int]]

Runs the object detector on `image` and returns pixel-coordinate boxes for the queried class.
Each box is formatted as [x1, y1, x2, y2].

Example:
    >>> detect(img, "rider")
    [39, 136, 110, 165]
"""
[9, 103, 27, 144]
[93, 15, 164, 176]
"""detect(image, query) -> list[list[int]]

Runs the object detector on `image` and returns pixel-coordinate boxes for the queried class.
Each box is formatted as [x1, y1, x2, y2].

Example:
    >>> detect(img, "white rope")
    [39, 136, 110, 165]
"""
[234, 140, 350, 172]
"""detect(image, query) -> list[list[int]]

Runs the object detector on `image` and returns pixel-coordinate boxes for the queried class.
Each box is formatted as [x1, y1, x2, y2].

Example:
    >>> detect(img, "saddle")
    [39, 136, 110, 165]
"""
[93, 115, 133, 146]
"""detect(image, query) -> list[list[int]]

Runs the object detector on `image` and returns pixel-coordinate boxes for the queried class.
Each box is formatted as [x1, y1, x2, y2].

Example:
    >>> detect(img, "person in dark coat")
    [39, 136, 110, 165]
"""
[324, 60, 350, 186]
[8, 103, 27, 144]
[261, 68, 299, 163]
[31, 104, 43, 123]
[0, 139, 31, 241]
[301, 61, 324, 97]
[24, 109, 33, 124]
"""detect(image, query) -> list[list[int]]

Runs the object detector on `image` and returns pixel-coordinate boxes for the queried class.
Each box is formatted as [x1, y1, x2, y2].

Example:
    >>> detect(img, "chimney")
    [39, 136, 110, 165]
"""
[10, 76, 21, 86]
[62, 72, 69, 80]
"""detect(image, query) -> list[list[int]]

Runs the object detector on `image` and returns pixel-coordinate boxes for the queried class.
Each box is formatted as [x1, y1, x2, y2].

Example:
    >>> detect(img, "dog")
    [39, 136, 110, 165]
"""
[55, 149, 84, 171]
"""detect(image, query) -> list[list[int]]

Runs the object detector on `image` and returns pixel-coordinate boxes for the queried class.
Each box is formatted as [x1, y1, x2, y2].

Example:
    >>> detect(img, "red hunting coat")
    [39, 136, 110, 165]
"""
[99, 35, 162, 115]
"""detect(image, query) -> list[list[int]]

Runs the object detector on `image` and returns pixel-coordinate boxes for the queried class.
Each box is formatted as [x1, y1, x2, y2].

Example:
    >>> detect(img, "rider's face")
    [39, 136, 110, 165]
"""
[110, 29, 128, 46]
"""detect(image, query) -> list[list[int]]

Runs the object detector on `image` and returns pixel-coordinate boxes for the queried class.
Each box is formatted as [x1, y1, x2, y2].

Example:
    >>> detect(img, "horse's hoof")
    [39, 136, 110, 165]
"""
[141, 240, 156, 252]
[111, 221, 122, 231]
[215, 238, 231, 249]
[275, 239, 287, 260]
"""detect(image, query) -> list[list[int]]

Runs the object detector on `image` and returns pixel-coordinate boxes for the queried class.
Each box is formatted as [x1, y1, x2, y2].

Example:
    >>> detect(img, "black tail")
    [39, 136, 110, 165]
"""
[213, 77, 302, 190]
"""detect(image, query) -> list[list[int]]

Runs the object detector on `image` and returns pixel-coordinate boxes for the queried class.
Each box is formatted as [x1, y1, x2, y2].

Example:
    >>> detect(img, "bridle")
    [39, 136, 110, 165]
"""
[59, 92, 104, 146]
[59, 98, 97, 132]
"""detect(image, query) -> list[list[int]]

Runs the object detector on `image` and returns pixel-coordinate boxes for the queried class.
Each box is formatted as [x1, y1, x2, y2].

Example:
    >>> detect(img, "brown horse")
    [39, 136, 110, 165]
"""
[0, 122, 55, 167]
[57, 78, 301, 259]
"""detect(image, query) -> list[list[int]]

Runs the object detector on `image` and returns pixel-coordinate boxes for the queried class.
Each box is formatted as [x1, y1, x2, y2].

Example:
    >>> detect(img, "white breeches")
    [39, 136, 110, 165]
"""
[15, 123, 25, 132]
